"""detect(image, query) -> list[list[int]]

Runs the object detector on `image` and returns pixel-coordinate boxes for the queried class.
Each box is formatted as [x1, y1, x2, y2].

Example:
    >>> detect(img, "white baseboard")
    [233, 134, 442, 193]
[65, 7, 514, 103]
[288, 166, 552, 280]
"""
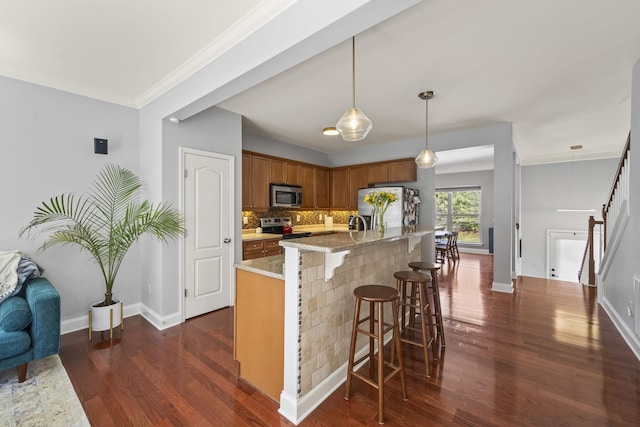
[61, 303, 182, 334]
[600, 296, 640, 362]
[60, 302, 142, 335]
[492, 281, 514, 293]
[279, 334, 393, 424]
[140, 304, 182, 330]
[459, 247, 490, 255]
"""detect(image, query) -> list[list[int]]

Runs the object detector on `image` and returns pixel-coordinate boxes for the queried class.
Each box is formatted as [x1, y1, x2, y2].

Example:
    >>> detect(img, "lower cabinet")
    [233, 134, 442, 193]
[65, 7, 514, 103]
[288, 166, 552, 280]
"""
[234, 269, 284, 401]
[242, 238, 281, 260]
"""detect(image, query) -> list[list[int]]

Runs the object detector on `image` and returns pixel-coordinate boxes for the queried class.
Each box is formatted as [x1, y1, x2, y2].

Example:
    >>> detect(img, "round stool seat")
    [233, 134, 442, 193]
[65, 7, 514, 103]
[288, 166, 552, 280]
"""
[393, 270, 431, 283]
[354, 285, 399, 303]
[408, 261, 441, 271]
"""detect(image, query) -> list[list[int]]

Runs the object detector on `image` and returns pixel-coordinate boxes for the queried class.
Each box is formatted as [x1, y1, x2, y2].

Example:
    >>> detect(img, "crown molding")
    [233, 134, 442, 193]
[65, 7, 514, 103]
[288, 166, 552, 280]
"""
[0, 66, 138, 108]
[520, 148, 622, 166]
[134, 0, 296, 108]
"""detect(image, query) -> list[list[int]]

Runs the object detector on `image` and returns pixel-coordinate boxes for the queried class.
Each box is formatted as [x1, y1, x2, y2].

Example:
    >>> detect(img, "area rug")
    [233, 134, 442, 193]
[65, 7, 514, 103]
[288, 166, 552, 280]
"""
[0, 355, 90, 426]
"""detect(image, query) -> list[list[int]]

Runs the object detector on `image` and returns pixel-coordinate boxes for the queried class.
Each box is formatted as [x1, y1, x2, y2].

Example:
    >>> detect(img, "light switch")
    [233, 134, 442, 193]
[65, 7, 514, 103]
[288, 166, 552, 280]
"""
[243, 216, 248, 225]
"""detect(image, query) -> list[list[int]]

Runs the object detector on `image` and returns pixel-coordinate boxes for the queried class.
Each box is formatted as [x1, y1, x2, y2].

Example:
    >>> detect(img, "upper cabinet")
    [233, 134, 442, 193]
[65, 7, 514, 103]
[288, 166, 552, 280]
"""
[348, 165, 369, 209]
[243, 151, 416, 211]
[242, 153, 271, 210]
[271, 159, 300, 185]
[330, 168, 350, 209]
[315, 167, 330, 209]
[330, 165, 368, 209]
[299, 164, 330, 209]
[368, 158, 417, 184]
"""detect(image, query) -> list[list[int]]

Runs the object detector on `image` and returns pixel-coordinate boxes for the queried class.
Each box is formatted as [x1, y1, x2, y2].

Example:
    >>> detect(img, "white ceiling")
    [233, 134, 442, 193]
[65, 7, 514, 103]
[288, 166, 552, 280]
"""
[3, 0, 640, 165]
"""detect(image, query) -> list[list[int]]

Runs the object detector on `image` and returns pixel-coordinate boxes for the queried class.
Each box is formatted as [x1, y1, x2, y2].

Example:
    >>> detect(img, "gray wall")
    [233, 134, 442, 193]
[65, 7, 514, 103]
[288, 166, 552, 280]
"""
[520, 158, 618, 278]
[160, 106, 243, 316]
[243, 131, 331, 166]
[0, 75, 139, 321]
[435, 170, 494, 252]
[597, 57, 640, 359]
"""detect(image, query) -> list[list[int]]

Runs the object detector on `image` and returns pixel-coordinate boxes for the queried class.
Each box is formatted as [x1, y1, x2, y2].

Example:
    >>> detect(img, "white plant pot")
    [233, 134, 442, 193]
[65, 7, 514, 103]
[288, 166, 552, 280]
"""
[90, 300, 122, 332]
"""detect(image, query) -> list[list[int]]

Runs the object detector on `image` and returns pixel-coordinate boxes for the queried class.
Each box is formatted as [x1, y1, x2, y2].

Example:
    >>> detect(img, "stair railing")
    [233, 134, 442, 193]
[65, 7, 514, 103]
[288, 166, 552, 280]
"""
[593, 132, 632, 283]
[602, 132, 631, 252]
[579, 215, 603, 286]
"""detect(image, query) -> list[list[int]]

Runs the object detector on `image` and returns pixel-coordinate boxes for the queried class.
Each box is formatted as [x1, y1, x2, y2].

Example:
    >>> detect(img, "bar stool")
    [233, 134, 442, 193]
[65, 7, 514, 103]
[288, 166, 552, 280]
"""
[345, 285, 407, 425]
[393, 271, 436, 377]
[408, 262, 445, 348]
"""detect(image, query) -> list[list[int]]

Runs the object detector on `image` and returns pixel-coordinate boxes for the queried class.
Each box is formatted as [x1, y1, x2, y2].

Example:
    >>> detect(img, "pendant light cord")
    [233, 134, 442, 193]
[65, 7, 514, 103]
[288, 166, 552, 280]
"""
[425, 94, 429, 149]
[351, 36, 356, 108]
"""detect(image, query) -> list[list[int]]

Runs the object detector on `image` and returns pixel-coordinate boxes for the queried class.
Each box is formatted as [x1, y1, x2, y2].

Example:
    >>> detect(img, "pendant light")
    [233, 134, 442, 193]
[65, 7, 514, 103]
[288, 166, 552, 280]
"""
[335, 37, 372, 141]
[415, 91, 438, 168]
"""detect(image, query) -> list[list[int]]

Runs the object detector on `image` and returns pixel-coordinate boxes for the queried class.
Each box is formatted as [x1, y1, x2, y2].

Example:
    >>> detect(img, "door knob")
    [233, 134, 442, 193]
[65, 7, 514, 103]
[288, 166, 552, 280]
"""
[223, 238, 231, 243]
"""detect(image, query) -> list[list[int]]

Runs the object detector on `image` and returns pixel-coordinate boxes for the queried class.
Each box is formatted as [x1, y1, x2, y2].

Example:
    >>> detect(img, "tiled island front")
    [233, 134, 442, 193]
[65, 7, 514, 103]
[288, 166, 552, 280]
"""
[276, 226, 433, 424]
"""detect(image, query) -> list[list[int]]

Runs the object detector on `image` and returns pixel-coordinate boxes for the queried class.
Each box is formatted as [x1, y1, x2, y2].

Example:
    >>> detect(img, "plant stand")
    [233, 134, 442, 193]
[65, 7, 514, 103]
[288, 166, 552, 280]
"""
[88, 301, 123, 341]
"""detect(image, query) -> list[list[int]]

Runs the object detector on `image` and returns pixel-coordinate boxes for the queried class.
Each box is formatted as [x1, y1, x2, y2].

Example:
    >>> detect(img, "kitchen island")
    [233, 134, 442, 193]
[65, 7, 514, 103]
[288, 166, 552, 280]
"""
[234, 225, 433, 424]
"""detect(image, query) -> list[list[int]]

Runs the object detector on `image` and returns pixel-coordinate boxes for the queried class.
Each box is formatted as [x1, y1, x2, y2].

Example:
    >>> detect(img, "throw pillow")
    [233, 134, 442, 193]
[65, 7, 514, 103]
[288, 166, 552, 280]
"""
[0, 296, 32, 332]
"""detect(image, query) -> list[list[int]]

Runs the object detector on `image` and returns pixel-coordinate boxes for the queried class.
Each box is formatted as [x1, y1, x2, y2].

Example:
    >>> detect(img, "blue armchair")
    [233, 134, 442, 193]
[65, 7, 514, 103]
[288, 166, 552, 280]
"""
[0, 277, 60, 382]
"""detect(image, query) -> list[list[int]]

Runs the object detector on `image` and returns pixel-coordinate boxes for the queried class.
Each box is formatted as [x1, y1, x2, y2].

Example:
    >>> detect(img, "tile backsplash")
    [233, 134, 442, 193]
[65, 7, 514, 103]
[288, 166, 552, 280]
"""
[241, 209, 355, 229]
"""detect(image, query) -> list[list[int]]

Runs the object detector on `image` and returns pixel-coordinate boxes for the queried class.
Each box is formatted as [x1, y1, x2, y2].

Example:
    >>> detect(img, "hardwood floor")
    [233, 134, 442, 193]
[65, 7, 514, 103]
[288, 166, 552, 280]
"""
[60, 254, 640, 426]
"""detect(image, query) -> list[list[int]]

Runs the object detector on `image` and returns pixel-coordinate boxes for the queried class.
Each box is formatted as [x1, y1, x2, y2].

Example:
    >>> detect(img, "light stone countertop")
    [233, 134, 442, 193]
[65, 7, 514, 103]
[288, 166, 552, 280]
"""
[279, 225, 433, 253]
[236, 225, 432, 278]
[235, 254, 285, 279]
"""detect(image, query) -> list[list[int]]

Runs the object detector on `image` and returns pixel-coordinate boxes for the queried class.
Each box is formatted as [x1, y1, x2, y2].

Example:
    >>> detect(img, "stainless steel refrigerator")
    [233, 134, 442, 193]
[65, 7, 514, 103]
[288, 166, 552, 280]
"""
[357, 186, 420, 230]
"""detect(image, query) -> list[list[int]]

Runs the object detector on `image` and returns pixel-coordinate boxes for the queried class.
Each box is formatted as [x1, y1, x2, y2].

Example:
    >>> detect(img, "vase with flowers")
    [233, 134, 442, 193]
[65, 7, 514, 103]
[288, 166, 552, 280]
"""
[363, 190, 397, 237]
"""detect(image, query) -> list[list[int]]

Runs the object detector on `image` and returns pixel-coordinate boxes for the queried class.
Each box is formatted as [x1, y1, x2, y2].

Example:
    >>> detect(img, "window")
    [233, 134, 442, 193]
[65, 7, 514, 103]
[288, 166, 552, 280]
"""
[435, 187, 481, 243]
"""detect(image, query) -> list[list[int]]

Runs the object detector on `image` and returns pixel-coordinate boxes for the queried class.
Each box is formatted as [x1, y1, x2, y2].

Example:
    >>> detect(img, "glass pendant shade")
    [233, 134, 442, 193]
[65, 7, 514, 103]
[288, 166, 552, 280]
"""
[415, 90, 437, 168]
[335, 36, 371, 142]
[336, 107, 372, 141]
[415, 148, 438, 168]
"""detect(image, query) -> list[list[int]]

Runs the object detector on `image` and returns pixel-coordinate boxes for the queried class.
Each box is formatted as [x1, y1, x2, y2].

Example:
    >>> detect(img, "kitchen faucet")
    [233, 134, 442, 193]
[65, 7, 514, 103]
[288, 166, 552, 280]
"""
[349, 214, 369, 231]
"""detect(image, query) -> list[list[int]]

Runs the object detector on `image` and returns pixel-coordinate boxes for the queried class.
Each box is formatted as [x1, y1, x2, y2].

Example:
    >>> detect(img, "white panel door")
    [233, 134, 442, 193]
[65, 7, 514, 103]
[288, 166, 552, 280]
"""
[184, 150, 233, 318]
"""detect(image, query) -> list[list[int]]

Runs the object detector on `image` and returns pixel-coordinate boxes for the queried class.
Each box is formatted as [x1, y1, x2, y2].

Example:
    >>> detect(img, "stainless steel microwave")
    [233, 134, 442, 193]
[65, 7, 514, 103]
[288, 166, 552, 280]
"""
[270, 183, 303, 208]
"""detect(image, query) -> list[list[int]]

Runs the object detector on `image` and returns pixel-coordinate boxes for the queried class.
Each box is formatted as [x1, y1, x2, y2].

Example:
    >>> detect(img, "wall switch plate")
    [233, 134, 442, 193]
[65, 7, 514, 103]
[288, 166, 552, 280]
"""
[319, 214, 323, 221]
[296, 215, 301, 222]
[243, 216, 248, 225]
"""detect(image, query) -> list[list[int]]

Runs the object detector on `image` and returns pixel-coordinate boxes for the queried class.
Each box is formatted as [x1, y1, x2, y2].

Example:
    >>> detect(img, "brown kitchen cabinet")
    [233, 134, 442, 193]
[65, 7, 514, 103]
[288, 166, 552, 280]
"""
[270, 159, 300, 185]
[330, 167, 350, 209]
[242, 153, 271, 210]
[368, 158, 417, 184]
[348, 165, 369, 209]
[315, 167, 330, 208]
[300, 165, 330, 209]
[299, 164, 315, 208]
[243, 150, 415, 211]
[242, 238, 281, 260]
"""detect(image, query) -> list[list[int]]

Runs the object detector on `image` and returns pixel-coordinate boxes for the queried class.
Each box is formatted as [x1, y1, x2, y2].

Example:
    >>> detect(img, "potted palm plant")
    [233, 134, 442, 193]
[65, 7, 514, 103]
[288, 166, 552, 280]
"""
[21, 163, 184, 334]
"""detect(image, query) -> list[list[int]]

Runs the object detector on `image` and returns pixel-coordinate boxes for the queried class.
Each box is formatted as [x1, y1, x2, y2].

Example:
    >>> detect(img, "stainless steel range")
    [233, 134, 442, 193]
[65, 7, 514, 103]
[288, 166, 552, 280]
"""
[260, 217, 312, 239]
